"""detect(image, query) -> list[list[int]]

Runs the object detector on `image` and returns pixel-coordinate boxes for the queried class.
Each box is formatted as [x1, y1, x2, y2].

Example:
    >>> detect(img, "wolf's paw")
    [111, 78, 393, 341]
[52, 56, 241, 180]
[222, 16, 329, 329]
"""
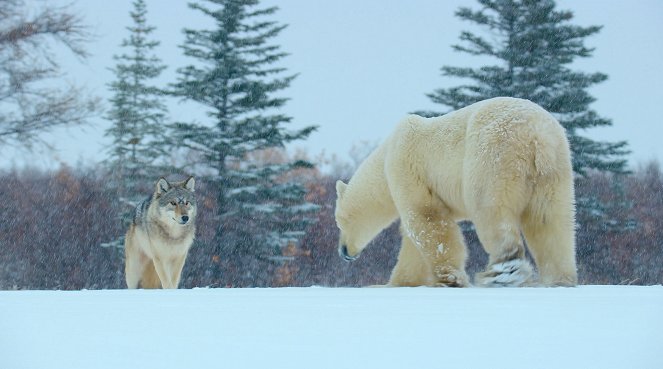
[433, 267, 470, 287]
[475, 258, 533, 287]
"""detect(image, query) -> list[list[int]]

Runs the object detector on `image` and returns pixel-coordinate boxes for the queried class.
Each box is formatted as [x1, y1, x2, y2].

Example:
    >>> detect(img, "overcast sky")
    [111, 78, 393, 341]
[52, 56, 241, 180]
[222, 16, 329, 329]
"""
[5, 0, 663, 170]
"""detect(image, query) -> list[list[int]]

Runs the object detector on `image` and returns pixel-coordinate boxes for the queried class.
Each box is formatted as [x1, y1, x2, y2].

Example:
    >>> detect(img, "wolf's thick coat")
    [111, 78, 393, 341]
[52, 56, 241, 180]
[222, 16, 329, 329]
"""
[335, 97, 577, 287]
[125, 177, 196, 289]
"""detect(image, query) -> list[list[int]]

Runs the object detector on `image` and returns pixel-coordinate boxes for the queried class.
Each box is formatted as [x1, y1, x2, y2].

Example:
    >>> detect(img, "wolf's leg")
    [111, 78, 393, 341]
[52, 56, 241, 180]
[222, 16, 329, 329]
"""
[139, 261, 162, 289]
[152, 257, 176, 289]
[388, 232, 432, 287]
[169, 255, 188, 289]
[152, 255, 187, 289]
[125, 246, 148, 289]
[125, 226, 150, 289]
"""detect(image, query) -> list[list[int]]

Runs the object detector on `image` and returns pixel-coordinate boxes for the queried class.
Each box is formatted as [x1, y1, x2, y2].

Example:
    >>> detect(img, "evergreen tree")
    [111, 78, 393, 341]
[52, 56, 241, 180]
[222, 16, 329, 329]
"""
[103, 0, 169, 245]
[424, 0, 629, 176]
[171, 0, 317, 282]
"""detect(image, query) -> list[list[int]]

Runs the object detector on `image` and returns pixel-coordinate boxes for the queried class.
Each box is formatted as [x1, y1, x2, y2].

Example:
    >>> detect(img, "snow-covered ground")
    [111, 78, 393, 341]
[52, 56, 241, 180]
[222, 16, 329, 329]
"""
[2, 286, 662, 369]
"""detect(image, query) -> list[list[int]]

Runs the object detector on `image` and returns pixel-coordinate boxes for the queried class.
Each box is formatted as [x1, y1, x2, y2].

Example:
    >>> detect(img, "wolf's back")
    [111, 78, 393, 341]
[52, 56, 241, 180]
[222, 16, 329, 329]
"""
[132, 196, 152, 228]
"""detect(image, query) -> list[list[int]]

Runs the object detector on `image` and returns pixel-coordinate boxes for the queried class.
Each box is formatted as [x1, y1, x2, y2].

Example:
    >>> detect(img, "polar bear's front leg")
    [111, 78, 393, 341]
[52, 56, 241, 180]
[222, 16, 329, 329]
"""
[401, 207, 469, 287]
[388, 230, 433, 287]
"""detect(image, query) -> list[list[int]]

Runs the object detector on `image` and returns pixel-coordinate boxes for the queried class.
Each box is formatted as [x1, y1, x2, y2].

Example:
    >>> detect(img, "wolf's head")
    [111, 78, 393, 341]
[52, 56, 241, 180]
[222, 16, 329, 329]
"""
[153, 176, 197, 226]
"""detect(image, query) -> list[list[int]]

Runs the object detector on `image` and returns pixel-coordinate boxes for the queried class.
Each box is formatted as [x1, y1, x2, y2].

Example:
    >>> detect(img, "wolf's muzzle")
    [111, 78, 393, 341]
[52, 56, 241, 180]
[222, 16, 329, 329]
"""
[181, 215, 189, 224]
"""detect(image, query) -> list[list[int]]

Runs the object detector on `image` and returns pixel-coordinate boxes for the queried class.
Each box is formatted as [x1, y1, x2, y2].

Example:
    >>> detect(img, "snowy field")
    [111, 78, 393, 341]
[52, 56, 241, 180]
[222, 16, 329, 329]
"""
[1, 286, 662, 369]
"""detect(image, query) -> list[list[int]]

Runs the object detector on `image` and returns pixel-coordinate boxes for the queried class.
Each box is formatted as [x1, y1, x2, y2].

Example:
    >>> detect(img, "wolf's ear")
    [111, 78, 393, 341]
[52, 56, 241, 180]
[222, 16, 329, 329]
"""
[184, 176, 195, 192]
[156, 178, 170, 196]
[336, 180, 347, 198]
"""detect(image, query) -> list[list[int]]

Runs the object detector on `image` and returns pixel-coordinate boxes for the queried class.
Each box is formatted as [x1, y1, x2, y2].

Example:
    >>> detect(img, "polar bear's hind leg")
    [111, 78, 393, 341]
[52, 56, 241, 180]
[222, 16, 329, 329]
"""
[473, 213, 534, 287]
[521, 179, 578, 287]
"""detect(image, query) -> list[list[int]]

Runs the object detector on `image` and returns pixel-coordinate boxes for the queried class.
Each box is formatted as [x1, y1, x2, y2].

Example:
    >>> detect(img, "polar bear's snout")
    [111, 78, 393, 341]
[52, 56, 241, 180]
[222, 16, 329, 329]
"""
[339, 244, 360, 262]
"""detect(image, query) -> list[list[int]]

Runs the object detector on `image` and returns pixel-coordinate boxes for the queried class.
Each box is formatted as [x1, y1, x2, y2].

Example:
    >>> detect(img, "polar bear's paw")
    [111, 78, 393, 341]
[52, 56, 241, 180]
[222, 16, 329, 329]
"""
[475, 258, 533, 287]
[433, 267, 470, 287]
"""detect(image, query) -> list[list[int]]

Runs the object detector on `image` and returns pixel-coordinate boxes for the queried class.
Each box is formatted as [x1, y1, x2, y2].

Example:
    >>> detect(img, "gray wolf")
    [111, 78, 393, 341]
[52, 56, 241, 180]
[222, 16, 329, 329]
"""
[125, 176, 197, 289]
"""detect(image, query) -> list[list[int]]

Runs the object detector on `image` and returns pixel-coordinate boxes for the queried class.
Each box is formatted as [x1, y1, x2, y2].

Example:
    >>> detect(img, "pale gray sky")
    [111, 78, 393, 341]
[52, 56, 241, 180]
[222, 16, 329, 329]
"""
[4, 0, 663, 170]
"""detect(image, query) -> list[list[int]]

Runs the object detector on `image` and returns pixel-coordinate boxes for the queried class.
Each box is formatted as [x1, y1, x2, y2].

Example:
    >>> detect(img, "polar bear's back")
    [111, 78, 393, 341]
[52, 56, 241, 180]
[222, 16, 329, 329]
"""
[384, 97, 570, 219]
[390, 97, 563, 151]
[465, 97, 564, 140]
[462, 97, 569, 177]
[407, 97, 567, 172]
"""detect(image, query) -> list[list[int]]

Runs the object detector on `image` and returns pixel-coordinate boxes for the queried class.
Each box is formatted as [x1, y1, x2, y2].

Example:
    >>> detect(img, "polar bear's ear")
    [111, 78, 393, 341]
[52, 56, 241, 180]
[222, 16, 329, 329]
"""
[336, 180, 347, 198]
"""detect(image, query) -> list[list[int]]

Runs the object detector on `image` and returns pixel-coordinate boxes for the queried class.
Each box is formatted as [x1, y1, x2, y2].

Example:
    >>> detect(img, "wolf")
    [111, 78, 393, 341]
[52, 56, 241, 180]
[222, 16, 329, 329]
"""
[125, 176, 197, 289]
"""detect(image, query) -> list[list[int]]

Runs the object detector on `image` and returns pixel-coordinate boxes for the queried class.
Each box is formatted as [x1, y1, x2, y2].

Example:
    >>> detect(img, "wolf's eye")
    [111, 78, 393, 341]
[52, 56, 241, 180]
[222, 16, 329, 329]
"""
[185, 201, 190, 206]
[170, 201, 177, 206]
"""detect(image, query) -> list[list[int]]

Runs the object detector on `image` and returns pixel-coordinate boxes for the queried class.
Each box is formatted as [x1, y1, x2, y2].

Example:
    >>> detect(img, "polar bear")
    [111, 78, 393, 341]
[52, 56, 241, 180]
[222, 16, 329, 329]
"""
[335, 97, 577, 287]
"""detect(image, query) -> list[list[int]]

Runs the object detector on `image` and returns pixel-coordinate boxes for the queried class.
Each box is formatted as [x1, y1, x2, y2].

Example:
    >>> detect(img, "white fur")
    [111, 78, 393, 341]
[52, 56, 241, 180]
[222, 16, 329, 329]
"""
[335, 97, 577, 287]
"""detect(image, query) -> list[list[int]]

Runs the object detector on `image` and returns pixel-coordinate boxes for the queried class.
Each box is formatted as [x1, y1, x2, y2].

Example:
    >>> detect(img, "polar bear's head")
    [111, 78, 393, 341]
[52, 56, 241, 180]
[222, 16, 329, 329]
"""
[335, 180, 373, 261]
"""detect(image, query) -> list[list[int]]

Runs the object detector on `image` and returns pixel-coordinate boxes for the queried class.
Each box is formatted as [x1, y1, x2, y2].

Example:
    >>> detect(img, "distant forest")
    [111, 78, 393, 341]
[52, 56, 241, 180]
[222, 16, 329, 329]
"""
[1, 154, 661, 289]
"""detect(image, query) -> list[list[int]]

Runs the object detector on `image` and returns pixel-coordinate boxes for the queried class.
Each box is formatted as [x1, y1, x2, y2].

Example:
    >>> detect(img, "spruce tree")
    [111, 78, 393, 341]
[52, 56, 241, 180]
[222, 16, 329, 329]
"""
[171, 0, 317, 282]
[103, 0, 169, 245]
[424, 0, 633, 232]
[425, 0, 628, 176]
